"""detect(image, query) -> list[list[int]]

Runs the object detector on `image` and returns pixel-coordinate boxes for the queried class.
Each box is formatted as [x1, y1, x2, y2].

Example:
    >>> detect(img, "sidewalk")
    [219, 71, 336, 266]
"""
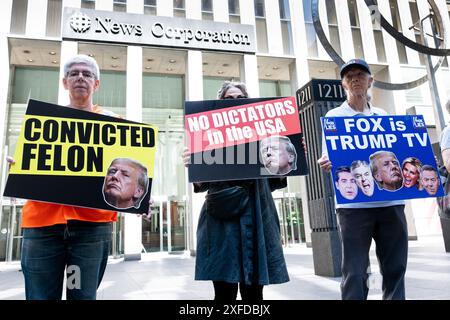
[1, 235, 449, 300]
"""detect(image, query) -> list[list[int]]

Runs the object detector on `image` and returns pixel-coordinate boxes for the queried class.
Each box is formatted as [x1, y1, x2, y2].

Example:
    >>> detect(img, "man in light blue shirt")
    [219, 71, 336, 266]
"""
[317, 59, 408, 300]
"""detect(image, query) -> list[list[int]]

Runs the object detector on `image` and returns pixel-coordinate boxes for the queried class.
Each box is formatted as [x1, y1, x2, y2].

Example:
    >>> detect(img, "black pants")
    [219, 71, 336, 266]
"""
[336, 205, 408, 300]
[213, 281, 264, 301]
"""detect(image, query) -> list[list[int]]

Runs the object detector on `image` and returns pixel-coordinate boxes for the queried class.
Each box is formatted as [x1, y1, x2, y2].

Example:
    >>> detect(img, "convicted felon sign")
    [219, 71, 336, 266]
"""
[3, 99, 157, 214]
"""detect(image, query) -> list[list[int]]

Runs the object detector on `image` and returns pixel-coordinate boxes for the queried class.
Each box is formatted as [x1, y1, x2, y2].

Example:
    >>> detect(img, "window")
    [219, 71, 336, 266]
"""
[329, 26, 341, 56]
[259, 80, 291, 97]
[347, 0, 360, 27]
[94, 71, 126, 113]
[143, 74, 184, 109]
[174, 0, 185, 18]
[10, 0, 27, 34]
[279, 0, 293, 55]
[229, 0, 240, 23]
[256, 19, 268, 53]
[255, 0, 267, 53]
[374, 30, 386, 62]
[144, 0, 156, 15]
[389, 0, 408, 64]
[46, 0, 62, 37]
[255, 0, 265, 18]
[326, 0, 337, 25]
[326, 1, 340, 56]
[303, 0, 318, 57]
[348, 0, 363, 59]
[352, 29, 364, 59]
[202, 0, 213, 20]
[12, 67, 59, 104]
[113, 0, 126, 12]
[203, 77, 234, 100]
[81, 0, 95, 9]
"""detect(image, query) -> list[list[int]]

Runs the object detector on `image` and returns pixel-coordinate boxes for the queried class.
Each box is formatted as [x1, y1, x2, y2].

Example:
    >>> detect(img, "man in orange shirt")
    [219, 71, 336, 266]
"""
[12, 55, 132, 300]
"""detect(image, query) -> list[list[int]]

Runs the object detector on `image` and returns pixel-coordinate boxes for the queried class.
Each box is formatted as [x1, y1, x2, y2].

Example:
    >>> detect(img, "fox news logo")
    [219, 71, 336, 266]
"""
[323, 118, 337, 132]
[412, 116, 426, 130]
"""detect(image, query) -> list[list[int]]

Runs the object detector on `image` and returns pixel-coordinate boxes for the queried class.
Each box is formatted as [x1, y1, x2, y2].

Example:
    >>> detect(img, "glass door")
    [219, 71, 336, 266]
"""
[0, 201, 24, 262]
[273, 194, 305, 247]
[141, 129, 187, 253]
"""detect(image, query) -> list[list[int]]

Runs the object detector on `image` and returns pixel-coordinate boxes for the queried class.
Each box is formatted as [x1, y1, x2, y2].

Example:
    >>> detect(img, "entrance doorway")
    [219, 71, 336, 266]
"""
[141, 130, 187, 253]
[142, 197, 186, 253]
[273, 194, 305, 246]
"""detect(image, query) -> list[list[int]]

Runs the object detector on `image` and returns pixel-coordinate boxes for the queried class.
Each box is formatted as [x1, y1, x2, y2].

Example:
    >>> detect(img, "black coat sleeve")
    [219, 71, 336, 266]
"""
[268, 177, 287, 192]
[193, 182, 210, 193]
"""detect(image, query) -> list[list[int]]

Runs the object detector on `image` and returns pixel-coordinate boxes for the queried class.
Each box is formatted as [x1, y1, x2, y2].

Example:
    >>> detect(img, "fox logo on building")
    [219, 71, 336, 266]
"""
[70, 12, 91, 33]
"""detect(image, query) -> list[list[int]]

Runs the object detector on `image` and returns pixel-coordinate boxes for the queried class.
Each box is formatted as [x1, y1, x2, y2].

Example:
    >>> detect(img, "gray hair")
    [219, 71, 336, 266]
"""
[217, 81, 249, 99]
[446, 99, 450, 114]
[281, 136, 297, 170]
[351, 160, 370, 171]
[420, 164, 437, 175]
[64, 54, 100, 80]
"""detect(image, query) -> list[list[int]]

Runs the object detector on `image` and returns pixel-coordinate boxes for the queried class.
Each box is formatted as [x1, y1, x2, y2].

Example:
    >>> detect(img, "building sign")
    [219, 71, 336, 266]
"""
[62, 7, 256, 53]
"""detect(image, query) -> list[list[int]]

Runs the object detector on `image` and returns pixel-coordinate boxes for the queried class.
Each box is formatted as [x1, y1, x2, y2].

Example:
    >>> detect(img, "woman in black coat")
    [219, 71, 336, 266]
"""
[183, 81, 289, 301]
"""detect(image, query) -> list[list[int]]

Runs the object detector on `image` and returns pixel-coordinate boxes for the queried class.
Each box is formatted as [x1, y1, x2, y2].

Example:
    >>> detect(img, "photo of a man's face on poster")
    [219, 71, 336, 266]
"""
[259, 135, 297, 175]
[103, 158, 149, 209]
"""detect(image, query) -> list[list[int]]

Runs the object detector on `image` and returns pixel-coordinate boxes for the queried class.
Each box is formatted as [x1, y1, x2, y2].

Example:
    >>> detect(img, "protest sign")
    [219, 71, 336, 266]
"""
[322, 115, 444, 204]
[185, 96, 308, 182]
[3, 99, 157, 213]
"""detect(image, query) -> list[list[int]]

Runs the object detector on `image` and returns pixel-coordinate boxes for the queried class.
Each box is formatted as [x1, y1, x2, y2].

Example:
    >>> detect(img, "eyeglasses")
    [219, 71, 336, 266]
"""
[223, 95, 248, 99]
[67, 70, 96, 79]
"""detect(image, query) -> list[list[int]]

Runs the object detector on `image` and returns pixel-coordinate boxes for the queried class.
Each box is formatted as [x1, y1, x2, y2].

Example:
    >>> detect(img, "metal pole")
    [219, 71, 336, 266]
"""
[289, 196, 295, 245]
[167, 199, 172, 253]
[159, 201, 163, 252]
[420, 14, 446, 133]
[6, 203, 16, 262]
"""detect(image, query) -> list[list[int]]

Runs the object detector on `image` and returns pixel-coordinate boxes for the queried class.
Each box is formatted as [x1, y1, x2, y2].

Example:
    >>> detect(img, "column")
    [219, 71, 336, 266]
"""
[0, 0, 13, 175]
[335, 0, 354, 61]
[186, 0, 201, 19]
[157, 0, 173, 16]
[356, 0, 377, 63]
[63, 0, 81, 8]
[58, 41, 78, 106]
[239, 0, 255, 25]
[95, 0, 113, 11]
[435, 0, 450, 124]
[25, 0, 48, 37]
[213, 0, 228, 22]
[317, 0, 330, 59]
[289, 0, 312, 245]
[58, 0, 81, 105]
[264, 0, 283, 55]
[397, 0, 420, 65]
[127, 0, 144, 14]
[123, 1, 144, 261]
[241, 54, 259, 98]
[185, 50, 203, 255]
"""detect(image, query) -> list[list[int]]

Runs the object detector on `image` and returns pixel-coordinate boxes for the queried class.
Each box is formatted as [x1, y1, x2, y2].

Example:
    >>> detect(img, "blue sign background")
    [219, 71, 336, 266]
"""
[322, 115, 444, 204]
